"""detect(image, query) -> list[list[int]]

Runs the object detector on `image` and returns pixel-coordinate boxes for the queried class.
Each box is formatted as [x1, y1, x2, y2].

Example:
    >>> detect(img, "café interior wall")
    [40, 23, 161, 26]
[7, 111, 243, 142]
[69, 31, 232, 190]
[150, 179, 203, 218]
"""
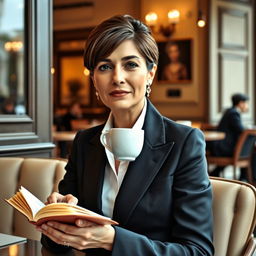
[141, 0, 208, 121]
[54, 0, 140, 30]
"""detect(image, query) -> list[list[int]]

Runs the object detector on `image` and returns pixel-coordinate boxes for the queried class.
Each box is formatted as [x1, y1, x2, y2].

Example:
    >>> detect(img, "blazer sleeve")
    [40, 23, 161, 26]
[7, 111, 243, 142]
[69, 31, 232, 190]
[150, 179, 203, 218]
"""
[111, 128, 214, 256]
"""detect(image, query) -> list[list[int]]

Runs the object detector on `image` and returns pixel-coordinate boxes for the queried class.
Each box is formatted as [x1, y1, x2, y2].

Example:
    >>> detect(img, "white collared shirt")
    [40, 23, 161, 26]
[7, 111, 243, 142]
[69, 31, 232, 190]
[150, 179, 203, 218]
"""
[101, 99, 147, 218]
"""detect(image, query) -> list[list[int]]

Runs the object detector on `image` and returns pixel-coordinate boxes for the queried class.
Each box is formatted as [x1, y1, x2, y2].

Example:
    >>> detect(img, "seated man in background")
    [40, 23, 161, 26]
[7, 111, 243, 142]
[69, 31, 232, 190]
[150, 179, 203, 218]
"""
[54, 102, 84, 158]
[208, 93, 249, 177]
[55, 102, 84, 132]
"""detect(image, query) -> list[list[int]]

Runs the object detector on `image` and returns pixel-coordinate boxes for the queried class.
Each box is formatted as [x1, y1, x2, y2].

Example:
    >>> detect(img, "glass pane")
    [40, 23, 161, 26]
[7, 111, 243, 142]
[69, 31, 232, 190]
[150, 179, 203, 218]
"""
[0, 0, 26, 115]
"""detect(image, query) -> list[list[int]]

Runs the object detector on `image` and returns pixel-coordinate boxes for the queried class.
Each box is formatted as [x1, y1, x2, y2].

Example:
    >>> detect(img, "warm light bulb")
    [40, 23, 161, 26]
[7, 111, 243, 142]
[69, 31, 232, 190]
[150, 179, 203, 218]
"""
[4, 42, 12, 51]
[145, 12, 158, 26]
[168, 9, 180, 24]
[197, 19, 206, 27]
[4, 41, 23, 52]
[51, 67, 55, 74]
[83, 68, 90, 76]
[9, 245, 19, 255]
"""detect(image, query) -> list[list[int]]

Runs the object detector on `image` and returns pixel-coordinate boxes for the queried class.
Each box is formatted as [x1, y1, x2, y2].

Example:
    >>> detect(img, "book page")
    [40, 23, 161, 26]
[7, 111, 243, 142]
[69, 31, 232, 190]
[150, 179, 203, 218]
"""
[34, 203, 118, 225]
[20, 186, 45, 217]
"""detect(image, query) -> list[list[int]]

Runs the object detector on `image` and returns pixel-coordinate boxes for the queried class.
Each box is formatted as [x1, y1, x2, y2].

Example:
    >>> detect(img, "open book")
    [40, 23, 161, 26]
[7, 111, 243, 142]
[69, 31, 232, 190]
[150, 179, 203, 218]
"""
[6, 186, 118, 226]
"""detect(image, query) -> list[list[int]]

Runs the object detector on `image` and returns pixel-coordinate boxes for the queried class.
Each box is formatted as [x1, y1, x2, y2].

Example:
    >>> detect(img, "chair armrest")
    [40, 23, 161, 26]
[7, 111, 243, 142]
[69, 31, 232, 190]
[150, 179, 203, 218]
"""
[244, 236, 256, 256]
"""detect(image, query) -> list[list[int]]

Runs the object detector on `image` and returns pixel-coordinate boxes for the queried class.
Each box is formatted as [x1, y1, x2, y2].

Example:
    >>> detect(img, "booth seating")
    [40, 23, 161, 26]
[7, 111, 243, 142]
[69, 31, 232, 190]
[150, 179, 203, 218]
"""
[0, 158, 66, 241]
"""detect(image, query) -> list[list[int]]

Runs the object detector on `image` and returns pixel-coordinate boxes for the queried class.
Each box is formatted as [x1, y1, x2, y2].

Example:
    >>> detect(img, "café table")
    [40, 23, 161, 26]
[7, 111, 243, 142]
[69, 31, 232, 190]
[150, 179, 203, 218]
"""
[203, 131, 225, 141]
[52, 131, 76, 142]
[52, 131, 77, 157]
[0, 233, 83, 256]
[52, 120, 103, 143]
[53, 131, 226, 142]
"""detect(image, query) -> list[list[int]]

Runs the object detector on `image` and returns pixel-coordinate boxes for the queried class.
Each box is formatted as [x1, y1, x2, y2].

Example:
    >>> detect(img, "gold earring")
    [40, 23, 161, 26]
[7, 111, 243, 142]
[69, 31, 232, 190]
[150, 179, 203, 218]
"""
[95, 91, 100, 101]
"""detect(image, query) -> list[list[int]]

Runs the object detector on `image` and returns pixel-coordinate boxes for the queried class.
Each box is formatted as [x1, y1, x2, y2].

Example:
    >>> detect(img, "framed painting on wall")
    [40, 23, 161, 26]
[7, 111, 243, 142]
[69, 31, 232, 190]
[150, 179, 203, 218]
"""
[157, 39, 192, 84]
[58, 53, 91, 107]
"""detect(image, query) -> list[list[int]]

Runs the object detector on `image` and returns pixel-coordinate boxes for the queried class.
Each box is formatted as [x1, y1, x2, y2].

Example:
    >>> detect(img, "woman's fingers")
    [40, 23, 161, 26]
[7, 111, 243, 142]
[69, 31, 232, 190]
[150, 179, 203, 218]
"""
[40, 223, 80, 248]
[47, 192, 63, 204]
[65, 194, 78, 205]
[75, 219, 95, 227]
[46, 192, 78, 205]
[40, 222, 89, 250]
[39, 221, 115, 251]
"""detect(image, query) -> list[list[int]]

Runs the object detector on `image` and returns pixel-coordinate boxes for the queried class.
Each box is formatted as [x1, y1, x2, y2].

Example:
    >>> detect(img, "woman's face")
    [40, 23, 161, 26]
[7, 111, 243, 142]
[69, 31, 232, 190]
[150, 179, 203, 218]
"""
[92, 40, 156, 114]
[167, 44, 180, 62]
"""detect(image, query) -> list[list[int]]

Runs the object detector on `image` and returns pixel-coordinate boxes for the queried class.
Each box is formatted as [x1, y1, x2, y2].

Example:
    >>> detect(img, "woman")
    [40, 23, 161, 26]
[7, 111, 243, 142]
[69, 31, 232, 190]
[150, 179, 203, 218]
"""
[39, 15, 214, 256]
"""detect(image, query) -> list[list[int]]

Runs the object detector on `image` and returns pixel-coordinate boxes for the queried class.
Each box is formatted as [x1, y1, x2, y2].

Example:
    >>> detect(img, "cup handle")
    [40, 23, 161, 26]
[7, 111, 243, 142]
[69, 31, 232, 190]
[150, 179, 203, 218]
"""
[100, 131, 112, 152]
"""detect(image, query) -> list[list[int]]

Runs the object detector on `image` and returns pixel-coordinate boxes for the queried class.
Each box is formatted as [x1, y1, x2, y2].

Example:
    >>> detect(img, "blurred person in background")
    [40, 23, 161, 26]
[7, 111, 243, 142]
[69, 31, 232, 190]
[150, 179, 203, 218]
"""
[54, 102, 84, 158]
[207, 93, 249, 179]
[61, 102, 84, 131]
[1, 98, 15, 114]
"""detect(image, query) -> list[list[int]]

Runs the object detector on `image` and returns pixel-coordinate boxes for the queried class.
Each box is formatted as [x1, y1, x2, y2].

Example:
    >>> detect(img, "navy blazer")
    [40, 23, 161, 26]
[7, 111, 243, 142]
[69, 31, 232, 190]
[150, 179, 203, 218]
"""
[209, 107, 244, 157]
[42, 100, 214, 256]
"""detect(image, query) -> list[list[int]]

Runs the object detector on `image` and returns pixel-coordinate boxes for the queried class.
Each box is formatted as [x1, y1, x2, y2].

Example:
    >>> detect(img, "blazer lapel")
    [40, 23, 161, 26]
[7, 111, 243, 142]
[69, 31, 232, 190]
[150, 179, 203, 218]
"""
[113, 101, 174, 224]
[83, 129, 106, 214]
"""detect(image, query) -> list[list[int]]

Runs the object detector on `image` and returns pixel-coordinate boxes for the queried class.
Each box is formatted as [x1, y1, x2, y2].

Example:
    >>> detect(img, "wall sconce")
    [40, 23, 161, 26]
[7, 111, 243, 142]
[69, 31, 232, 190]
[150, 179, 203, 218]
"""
[197, 10, 206, 28]
[145, 10, 180, 38]
[197, 0, 206, 28]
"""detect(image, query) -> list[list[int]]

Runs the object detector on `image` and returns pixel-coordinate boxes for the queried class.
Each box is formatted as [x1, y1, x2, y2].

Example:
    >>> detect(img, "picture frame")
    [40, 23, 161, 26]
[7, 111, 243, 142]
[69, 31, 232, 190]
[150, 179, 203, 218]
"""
[58, 52, 91, 107]
[157, 39, 192, 84]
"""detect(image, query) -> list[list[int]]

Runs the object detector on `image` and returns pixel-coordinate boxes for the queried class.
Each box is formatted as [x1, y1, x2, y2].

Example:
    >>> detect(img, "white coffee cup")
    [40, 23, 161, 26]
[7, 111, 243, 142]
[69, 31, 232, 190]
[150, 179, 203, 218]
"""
[100, 128, 144, 161]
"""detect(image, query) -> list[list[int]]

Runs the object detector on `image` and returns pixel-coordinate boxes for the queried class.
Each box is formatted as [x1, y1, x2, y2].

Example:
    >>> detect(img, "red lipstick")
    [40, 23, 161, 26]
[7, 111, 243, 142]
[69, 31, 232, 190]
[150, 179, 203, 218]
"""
[109, 90, 130, 97]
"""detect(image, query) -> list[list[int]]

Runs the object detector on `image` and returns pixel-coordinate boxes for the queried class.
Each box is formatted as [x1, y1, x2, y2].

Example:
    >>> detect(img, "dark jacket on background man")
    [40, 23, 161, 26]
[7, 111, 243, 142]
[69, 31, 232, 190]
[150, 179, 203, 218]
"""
[209, 107, 244, 157]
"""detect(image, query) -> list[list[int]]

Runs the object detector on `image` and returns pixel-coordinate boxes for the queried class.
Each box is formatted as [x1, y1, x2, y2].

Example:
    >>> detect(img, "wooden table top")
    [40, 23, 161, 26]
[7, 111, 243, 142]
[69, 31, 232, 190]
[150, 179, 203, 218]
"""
[52, 131, 76, 142]
[203, 131, 226, 141]
[53, 130, 226, 142]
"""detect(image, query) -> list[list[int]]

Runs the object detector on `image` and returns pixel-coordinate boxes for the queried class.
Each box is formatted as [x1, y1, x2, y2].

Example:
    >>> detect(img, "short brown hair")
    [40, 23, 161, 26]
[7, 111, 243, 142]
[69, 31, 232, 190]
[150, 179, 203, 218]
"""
[84, 15, 159, 73]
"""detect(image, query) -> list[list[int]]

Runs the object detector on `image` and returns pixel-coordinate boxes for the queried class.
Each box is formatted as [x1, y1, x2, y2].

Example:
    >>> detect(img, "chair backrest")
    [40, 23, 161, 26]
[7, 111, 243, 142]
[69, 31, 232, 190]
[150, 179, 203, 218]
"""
[234, 129, 256, 160]
[210, 177, 256, 256]
[0, 157, 67, 240]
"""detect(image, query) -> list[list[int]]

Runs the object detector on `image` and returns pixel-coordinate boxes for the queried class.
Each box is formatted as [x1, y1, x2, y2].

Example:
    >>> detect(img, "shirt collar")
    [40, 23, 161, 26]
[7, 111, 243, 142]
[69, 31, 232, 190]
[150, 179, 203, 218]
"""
[102, 98, 147, 133]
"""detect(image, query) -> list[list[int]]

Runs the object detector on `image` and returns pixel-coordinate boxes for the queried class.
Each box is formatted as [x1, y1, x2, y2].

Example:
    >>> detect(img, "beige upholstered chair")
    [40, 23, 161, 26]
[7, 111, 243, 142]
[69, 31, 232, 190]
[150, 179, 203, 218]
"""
[0, 157, 66, 241]
[210, 177, 256, 256]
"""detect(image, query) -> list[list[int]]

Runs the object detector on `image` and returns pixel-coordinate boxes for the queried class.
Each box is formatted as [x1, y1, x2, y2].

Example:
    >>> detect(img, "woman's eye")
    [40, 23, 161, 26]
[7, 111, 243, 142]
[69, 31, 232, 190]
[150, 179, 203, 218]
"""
[98, 64, 112, 71]
[125, 62, 139, 69]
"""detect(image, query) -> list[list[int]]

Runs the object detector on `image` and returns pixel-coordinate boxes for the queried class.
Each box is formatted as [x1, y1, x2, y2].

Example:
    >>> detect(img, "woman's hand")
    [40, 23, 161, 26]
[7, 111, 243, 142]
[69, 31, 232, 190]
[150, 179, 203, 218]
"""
[46, 192, 78, 205]
[37, 219, 115, 251]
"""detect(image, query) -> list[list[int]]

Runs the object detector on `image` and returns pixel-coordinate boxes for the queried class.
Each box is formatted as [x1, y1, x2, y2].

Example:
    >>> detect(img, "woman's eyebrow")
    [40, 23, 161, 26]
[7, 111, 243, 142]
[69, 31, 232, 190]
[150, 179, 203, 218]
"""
[121, 55, 140, 61]
[99, 55, 141, 63]
[98, 59, 112, 63]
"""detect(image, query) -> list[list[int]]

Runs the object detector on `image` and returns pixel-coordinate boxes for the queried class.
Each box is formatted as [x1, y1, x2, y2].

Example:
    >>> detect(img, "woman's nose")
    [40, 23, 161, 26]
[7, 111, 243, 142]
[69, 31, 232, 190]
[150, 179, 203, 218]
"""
[112, 66, 125, 85]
